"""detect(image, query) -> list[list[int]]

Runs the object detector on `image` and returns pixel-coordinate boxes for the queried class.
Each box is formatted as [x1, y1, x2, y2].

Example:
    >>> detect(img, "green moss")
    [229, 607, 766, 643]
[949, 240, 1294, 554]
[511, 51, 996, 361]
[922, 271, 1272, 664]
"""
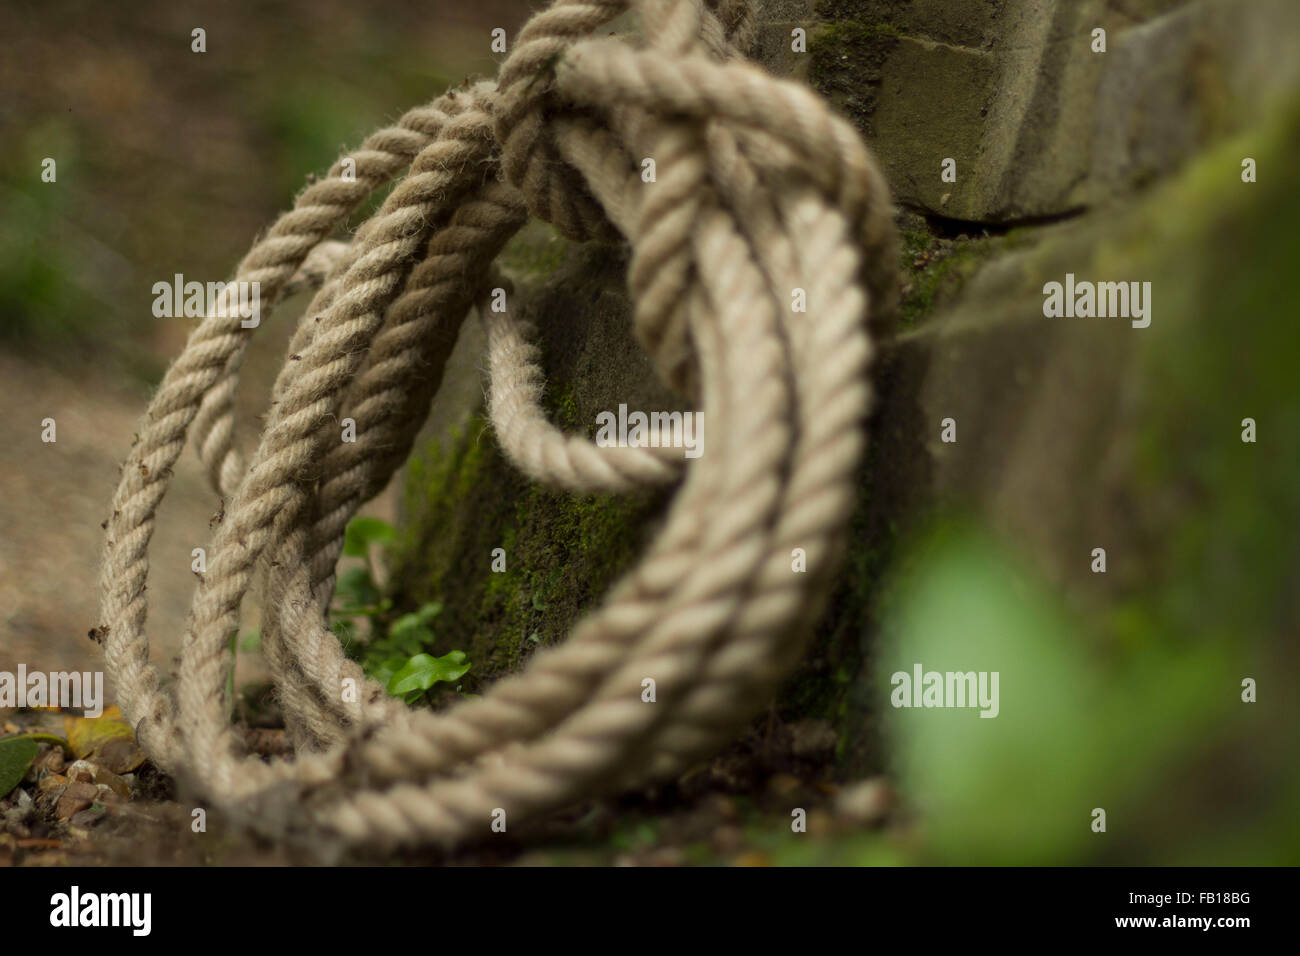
[815, 0, 1008, 50]
[807, 19, 900, 133]
[1112, 99, 1300, 656]
[0, 128, 117, 360]
[896, 227, 1005, 327]
[391, 412, 667, 687]
[866, 101, 1300, 864]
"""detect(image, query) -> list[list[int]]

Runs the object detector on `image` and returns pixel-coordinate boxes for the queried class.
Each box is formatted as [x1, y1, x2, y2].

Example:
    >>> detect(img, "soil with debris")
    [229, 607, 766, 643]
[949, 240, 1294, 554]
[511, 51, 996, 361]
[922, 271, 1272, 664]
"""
[1, 703, 902, 867]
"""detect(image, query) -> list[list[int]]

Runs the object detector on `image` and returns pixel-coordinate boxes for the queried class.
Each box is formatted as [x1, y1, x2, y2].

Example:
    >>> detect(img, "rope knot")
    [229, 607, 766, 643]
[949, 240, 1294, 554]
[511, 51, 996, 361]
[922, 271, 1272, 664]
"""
[487, 3, 628, 241]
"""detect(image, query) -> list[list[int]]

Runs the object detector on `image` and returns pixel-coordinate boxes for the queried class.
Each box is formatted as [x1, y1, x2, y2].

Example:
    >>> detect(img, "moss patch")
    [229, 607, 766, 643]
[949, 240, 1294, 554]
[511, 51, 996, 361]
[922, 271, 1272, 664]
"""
[391, 411, 668, 687]
[807, 18, 899, 135]
[895, 219, 1016, 327]
[1114, 98, 1300, 656]
[815, 0, 1009, 50]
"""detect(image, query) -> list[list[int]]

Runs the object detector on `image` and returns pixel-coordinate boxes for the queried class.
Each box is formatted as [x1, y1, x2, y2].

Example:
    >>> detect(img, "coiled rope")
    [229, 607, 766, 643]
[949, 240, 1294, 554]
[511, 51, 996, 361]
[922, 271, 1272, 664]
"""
[97, 0, 896, 848]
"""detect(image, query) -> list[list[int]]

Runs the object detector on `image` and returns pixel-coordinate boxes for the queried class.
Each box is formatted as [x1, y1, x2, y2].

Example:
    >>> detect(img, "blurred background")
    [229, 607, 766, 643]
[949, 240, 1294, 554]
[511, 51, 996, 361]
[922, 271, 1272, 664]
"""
[0, 0, 534, 677]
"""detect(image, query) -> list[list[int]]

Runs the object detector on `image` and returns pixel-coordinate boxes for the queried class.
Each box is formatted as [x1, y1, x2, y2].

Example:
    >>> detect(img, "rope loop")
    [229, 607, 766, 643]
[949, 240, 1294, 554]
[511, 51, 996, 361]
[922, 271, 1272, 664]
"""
[96, 0, 896, 849]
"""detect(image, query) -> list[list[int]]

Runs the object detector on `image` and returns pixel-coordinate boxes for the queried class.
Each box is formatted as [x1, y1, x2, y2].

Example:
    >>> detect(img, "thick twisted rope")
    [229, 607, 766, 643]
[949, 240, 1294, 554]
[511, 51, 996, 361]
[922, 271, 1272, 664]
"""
[97, 0, 896, 849]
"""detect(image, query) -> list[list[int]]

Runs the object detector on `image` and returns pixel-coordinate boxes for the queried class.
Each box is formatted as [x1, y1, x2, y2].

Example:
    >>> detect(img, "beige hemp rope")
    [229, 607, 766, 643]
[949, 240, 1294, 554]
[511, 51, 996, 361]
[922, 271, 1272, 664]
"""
[96, 0, 897, 849]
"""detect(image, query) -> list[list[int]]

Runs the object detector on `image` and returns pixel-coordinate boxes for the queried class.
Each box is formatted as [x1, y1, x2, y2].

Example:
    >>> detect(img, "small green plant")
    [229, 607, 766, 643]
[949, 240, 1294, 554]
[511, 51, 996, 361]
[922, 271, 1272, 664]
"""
[385, 650, 472, 705]
[332, 516, 471, 706]
[342, 516, 397, 557]
[225, 628, 262, 718]
[332, 517, 397, 635]
[363, 603, 472, 705]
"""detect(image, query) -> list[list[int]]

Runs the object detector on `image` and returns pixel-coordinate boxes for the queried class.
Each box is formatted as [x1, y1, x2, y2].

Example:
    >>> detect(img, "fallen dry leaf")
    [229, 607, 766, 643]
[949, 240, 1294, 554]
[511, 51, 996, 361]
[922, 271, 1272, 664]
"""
[63, 706, 146, 774]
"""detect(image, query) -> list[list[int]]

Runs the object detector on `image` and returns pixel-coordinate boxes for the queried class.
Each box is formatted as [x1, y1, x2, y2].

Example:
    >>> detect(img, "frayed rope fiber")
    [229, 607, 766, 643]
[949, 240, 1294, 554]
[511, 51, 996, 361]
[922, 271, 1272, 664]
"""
[97, 0, 897, 848]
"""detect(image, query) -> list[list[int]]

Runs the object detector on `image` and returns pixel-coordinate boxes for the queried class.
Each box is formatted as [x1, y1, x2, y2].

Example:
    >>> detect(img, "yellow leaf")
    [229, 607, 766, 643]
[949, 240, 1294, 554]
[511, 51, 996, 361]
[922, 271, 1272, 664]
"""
[63, 706, 146, 773]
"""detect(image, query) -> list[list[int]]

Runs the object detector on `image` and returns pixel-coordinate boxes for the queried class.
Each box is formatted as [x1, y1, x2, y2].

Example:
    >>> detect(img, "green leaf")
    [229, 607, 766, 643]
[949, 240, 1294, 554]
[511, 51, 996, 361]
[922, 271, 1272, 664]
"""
[388, 602, 442, 652]
[370, 656, 409, 689]
[343, 516, 396, 557]
[335, 566, 381, 610]
[64, 708, 146, 773]
[391, 602, 442, 633]
[880, 525, 1096, 864]
[386, 651, 471, 697]
[0, 736, 40, 799]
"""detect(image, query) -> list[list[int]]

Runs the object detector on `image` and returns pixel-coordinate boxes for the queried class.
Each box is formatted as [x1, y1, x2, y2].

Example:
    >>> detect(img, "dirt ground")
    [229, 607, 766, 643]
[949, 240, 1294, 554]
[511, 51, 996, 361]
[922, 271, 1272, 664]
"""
[0, 351, 214, 682]
[0, 700, 896, 867]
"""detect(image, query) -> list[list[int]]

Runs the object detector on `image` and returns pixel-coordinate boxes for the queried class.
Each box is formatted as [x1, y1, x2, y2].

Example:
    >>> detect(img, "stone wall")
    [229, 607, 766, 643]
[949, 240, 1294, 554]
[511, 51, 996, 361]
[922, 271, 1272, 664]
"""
[385, 0, 1300, 818]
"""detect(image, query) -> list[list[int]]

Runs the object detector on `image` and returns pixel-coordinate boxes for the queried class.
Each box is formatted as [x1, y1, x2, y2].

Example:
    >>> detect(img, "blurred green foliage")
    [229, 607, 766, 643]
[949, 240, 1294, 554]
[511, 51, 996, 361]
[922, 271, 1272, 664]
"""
[869, 104, 1300, 865]
[0, 1, 499, 373]
[0, 122, 103, 350]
